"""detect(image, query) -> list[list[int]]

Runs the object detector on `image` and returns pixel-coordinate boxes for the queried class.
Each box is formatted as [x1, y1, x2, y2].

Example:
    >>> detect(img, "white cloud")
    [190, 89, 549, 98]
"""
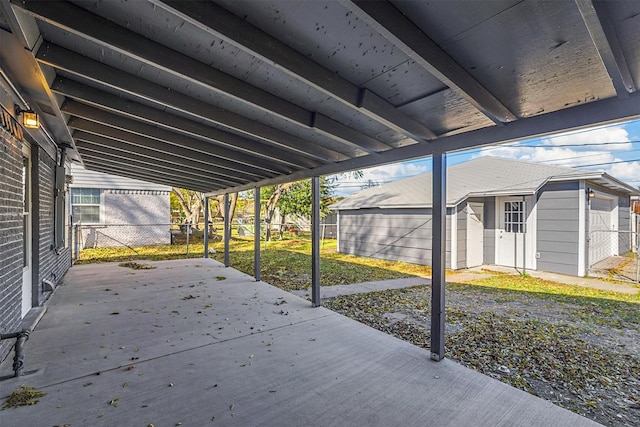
[541, 125, 631, 151]
[331, 161, 429, 197]
[360, 162, 428, 182]
[608, 161, 640, 184]
[475, 124, 640, 184]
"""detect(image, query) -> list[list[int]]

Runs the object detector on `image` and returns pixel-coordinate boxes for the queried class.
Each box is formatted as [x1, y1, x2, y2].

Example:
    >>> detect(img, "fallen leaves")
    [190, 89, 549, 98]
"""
[119, 262, 156, 270]
[324, 283, 640, 427]
[2, 386, 46, 409]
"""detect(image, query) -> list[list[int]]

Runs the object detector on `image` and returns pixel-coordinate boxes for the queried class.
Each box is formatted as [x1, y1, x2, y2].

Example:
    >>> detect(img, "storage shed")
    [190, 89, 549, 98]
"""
[332, 157, 640, 276]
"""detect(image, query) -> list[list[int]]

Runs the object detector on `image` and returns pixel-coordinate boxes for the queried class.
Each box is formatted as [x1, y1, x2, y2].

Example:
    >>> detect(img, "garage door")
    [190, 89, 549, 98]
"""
[589, 197, 614, 265]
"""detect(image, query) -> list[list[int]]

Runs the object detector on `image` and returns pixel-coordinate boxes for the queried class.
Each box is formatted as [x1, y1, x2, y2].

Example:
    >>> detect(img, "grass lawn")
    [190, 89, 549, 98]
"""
[76, 236, 431, 291]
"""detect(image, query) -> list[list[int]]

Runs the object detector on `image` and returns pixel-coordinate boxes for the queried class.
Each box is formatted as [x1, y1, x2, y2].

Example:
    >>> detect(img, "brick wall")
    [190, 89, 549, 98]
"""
[0, 127, 72, 363]
[34, 145, 72, 305]
[0, 128, 24, 360]
[105, 190, 170, 225]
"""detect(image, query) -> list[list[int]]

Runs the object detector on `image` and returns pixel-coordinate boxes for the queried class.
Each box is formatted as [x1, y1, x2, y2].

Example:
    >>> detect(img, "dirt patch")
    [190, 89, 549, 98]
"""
[324, 284, 640, 427]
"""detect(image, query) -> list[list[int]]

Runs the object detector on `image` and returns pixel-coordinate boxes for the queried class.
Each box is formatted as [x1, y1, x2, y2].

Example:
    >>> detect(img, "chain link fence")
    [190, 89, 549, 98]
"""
[588, 230, 639, 283]
[72, 220, 337, 261]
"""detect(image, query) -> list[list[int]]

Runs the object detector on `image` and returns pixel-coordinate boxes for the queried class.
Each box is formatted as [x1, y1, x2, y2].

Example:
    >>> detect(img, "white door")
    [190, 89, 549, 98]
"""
[589, 196, 614, 265]
[496, 197, 535, 269]
[22, 146, 32, 318]
[466, 202, 484, 267]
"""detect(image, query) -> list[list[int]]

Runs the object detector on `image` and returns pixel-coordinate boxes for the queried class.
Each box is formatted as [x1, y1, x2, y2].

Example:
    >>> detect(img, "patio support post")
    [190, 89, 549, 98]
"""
[431, 152, 446, 361]
[254, 187, 261, 281]
[203, 196, 209, 258]
[224, 192, 230, 267]
[311, 176, 321, 307]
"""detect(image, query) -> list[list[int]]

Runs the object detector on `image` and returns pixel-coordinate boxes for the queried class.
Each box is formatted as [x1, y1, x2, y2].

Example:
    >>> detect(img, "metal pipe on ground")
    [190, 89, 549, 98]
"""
[0, 330, 30, 377]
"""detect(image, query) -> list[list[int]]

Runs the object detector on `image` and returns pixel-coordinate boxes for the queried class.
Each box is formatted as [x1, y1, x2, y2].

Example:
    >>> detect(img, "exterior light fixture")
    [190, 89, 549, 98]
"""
[14, 105, 40, 129]
[587, 188, 595, 198]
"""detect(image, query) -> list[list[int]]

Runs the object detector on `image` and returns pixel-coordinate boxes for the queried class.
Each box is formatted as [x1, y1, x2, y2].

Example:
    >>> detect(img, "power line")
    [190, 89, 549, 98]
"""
[572, 158, 640, 169]
[447, 140, 640, 158]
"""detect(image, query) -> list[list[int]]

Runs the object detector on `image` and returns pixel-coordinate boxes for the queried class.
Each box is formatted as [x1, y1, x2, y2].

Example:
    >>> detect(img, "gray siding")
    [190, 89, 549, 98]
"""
[481, 197, 496, 265]
[338, 208, 454, 268]
[456, 203, 467, 269]
[536, 182, 580, 276]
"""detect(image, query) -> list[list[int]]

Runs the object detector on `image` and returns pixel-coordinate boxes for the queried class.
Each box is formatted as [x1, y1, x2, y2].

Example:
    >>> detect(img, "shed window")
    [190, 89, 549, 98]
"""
[71, 188, 101, 224]
[504, 201, 525, 233]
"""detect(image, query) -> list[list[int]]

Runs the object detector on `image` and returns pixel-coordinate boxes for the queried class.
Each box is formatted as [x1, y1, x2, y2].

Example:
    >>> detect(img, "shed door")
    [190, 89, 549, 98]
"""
[496, 196, 535, 269]
[589, 197, 615, 265]
[466, 203, 484, 267]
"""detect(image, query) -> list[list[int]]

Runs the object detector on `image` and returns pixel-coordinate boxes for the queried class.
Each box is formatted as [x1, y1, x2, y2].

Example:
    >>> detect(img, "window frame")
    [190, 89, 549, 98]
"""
[504, 200, 525, 233]
[71, 188, 104, 225]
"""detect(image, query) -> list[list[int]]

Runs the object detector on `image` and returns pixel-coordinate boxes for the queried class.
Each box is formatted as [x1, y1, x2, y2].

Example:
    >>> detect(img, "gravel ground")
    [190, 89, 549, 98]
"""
[323, 284, 640, 427]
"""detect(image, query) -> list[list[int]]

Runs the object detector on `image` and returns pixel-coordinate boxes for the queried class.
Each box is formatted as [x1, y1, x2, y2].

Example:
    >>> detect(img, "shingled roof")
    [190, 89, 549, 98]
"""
[331, 157, 640, 210]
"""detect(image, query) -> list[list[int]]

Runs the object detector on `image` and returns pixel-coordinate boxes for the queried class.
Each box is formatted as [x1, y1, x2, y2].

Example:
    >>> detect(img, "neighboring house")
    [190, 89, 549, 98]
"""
[70, 165, 171, 249]
[331, 157, 640, 277]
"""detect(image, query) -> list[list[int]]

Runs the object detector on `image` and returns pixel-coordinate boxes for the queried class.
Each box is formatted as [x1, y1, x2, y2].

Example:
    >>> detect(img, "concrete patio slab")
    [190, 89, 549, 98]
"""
[1, 259, 600, 426]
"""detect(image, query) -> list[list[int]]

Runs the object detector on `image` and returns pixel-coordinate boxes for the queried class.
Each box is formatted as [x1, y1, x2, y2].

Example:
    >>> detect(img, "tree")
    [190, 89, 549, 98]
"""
[278, 178, 334, 220]
[171, 189, 239, 236]
[261, 183, 294, 241]
[171, 188, 204, 228]
[211, 193, 238, 238]
[256, 172, 363, 241]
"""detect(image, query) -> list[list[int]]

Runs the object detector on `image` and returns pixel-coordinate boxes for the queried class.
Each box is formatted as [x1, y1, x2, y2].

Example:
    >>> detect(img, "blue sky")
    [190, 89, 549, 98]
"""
[331, 118, 640, 197]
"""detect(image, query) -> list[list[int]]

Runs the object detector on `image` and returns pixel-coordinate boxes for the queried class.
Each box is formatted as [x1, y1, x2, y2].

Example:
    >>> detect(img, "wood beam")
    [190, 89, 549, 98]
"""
[342, 0, 517, 125]
[81, 158, 213, 193]
[15, 0, 395, 153]
[36, 43, 347, 162]
[206, 91, 640, 196]
[575, 0, 636, 98]
[69, 118, 273, 180]
[54, 78, 321, 169]
[75, 141, 235, 189]
[153, 0, 436, 142]
[63, 100, 291, 175]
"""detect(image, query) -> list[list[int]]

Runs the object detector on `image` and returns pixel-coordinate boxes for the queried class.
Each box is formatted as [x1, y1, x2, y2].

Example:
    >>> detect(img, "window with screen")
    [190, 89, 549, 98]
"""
[71, 188, 101, 224]
[504, 201, 525, 233]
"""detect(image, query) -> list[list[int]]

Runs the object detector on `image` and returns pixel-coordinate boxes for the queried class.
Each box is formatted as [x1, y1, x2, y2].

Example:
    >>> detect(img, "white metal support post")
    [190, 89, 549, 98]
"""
[311, 176, 321, 307]
[431, 152, 446, 361]
[254, 187, 261, 282]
